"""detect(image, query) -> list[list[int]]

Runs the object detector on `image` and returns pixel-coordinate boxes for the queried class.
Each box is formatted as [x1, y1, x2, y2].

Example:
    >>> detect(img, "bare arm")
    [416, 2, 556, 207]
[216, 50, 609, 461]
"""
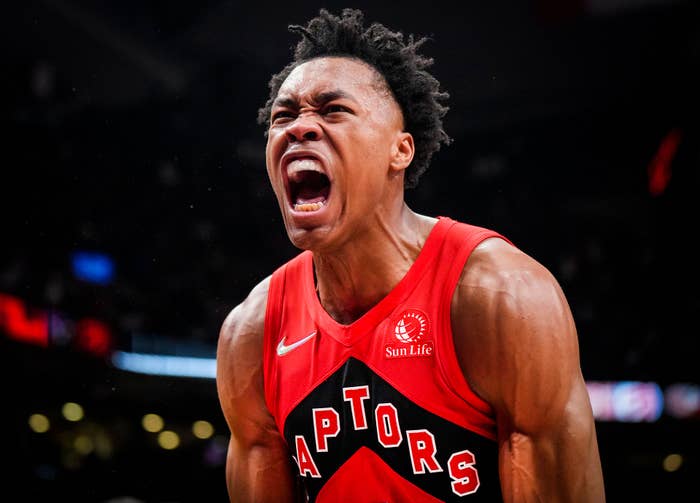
[216, 277, 300, 502]
[452, 238, 605, 503]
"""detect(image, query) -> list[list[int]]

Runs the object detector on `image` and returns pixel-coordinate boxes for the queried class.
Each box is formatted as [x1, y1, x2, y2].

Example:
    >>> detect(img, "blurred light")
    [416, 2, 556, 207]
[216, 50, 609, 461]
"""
[75, 319, 113, 357]
[74, 434, 95, 455]
[158, 430, 180, 450]
[71, 251, 115, 285]
[62, 402, 84, 422]
[112, 351, 216, 378]
[142, 413, 164, 433]
[587, 381, 664, 422]
[0, 293, 48, 347]
[94, 431, 114, 460]
[662, 453, 683, 472]
[192, 420, 214, 439]
[203, 435, 228, 467]
[588, 382, 616, 420]
[49, 311, 73, 346]
[612, 381, 664, 422]
[2, 292, 115, 357]
[647, 127, 682, 197]
[665, 383, 700, 419]
[29, 413, 50, 433]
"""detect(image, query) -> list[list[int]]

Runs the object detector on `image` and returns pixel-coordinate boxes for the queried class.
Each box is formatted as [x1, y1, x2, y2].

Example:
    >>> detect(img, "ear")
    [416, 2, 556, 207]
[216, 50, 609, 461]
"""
[389, 132, 415, 174]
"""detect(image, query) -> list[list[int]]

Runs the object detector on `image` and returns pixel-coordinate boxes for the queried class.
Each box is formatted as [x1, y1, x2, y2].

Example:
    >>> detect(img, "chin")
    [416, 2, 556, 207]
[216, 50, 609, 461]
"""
[284, 221, 339, 253]
[286, 226, 323, 251]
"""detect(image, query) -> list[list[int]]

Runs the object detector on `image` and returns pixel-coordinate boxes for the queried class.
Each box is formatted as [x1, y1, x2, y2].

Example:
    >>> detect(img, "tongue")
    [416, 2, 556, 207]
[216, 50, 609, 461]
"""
[295, 193, 326, 212]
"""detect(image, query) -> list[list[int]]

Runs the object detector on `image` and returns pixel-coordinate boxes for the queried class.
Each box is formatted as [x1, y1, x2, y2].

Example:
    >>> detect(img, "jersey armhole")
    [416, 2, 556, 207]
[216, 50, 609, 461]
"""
[436, 225, 512, 439]
[262, 265, 286, 427]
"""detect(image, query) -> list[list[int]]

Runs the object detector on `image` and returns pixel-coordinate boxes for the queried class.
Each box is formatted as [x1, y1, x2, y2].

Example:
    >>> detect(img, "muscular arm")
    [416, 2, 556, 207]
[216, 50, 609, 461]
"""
[216, 277, 300, 503]
[452, 238, 605, 502]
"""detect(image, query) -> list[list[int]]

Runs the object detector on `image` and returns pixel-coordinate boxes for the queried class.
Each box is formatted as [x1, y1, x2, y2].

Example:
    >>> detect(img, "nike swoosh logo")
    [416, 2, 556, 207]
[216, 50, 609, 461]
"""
[277, 330, 317, 356]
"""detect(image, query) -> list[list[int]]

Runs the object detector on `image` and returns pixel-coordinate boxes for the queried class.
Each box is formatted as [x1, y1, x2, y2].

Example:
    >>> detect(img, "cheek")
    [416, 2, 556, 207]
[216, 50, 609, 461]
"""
[265, 134, 283, 179]
[356, 131, 394, 175]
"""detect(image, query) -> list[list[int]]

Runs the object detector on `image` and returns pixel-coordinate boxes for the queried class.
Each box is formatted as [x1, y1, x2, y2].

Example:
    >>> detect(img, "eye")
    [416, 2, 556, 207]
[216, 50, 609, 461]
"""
[323, 104, 349, 115]
[271, 110, 295, 123]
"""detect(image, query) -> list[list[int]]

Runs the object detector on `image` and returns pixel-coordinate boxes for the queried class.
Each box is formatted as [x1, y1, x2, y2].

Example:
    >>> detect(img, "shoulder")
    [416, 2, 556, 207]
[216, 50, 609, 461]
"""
[217, 253, 301, 355]
[216, 276, 272, 426]
[457, 236, 563, 313]
[216, 275, 303, 496]
[452, 237, 580, 426]
[218, 275, 271, 358]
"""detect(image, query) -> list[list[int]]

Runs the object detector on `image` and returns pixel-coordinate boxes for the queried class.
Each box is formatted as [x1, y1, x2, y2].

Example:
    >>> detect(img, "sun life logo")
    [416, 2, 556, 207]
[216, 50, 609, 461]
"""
[394, 309, 429, 343]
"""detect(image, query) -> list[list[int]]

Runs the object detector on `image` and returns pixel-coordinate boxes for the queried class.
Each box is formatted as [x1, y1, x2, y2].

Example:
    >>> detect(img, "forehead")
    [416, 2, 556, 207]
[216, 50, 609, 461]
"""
[276, 57, 389, 102]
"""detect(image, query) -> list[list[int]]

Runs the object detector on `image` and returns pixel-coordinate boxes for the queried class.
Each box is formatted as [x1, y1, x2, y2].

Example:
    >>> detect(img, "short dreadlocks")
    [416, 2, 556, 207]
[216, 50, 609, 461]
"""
[257, 8, 452, 189]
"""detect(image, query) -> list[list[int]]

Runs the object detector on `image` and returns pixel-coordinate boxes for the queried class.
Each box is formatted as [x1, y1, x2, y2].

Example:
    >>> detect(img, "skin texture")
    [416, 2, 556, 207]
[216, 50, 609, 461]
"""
[451, 238, 605, 502]
[216, 278, 299, 503]
[216, 56, 605, 502]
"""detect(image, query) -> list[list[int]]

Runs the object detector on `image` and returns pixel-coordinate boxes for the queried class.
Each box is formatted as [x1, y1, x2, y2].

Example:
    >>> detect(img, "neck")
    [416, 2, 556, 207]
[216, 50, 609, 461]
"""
[313, 204, 436, 324]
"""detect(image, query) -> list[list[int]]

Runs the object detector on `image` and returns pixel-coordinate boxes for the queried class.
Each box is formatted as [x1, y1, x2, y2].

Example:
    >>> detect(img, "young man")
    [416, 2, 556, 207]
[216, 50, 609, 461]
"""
[216, 8, 605, 502]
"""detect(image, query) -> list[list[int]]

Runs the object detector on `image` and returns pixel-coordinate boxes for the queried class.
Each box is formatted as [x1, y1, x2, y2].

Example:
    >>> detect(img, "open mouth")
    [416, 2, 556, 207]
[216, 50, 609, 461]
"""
[286, 158, 331, 212]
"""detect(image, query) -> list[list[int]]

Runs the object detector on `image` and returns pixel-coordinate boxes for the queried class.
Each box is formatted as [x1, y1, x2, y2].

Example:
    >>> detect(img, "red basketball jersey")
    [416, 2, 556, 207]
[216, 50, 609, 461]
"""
[263, 217, 508, 502]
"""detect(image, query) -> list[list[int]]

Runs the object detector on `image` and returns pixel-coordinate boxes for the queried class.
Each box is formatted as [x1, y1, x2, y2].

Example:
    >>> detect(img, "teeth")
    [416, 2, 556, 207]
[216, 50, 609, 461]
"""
[294, 201, 325, 212]
[287, 158, 324, 177]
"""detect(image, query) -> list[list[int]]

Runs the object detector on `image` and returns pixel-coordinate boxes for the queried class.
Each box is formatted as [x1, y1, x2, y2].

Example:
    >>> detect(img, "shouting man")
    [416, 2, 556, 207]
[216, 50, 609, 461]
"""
[216, 8, 605, 502]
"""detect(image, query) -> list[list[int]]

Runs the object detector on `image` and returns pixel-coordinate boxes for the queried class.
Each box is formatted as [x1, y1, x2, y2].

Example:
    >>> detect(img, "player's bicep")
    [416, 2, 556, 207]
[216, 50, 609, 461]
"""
[216, 304, 268, 435]
[495, 269, 581, 433]
[215, 279, 299, 502]
[491, 267, 603, 501]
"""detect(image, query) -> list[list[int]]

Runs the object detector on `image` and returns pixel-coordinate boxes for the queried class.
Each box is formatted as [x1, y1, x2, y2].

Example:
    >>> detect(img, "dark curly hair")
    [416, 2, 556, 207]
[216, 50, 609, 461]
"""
[257, 8, 452, 188]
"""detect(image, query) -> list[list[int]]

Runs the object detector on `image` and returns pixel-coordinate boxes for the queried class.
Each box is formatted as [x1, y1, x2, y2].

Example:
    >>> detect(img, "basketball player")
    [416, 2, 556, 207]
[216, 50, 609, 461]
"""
[216, 8, 605, 502]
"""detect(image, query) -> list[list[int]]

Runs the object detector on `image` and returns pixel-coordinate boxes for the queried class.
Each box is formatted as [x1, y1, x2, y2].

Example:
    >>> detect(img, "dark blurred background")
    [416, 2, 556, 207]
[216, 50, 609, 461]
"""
[3, 0, 699, 501]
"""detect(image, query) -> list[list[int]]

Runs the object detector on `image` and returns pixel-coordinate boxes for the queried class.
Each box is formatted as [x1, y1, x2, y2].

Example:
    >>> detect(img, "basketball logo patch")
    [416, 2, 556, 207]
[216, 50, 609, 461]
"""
[386, 309, 433, 359]
[394, 309, 429, 343]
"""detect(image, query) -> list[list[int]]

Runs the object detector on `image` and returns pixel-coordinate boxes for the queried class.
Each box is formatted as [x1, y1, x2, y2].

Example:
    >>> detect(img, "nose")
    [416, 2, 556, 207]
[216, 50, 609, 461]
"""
[285, 115, 323, 142]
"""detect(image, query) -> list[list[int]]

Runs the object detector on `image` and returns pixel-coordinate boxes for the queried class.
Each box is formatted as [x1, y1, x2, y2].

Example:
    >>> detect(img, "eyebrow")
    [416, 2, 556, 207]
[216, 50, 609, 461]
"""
[272, 90, 357, 109]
